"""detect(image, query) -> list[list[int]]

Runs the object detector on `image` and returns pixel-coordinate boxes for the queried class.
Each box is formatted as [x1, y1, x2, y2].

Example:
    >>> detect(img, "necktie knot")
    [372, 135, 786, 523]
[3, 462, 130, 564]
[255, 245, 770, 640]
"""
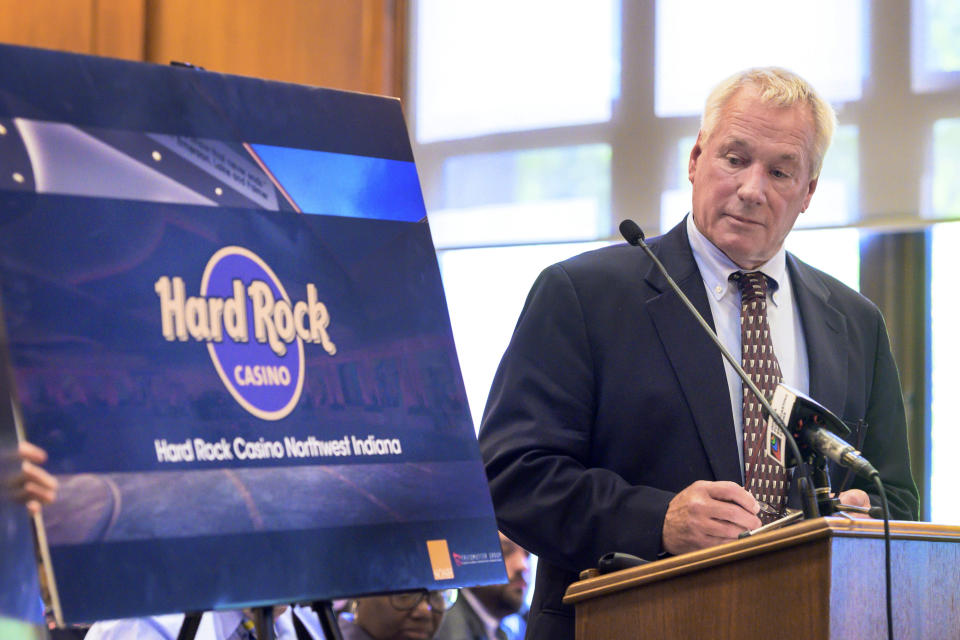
[730, 271, 770, 303]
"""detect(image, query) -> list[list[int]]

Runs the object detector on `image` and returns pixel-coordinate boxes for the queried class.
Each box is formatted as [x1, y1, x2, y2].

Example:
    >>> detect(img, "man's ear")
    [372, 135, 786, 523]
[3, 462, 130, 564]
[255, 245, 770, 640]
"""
[800, 177, 819, 213]
[688, 132, 705, 184]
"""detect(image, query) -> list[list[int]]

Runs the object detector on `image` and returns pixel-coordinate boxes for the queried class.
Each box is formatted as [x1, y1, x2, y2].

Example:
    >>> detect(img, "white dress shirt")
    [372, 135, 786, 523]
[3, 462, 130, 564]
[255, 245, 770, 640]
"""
[685, 214, 810, 477]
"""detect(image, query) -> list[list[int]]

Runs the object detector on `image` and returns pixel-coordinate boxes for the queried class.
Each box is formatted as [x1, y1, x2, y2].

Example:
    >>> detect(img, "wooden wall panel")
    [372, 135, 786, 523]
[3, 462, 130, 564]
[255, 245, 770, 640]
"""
[93, 0, 147, 60]
[143, 0, 406, 97]
[0, 0, 405, 97]
[0, 0, 144, 59]
[0, 0, 96, 54]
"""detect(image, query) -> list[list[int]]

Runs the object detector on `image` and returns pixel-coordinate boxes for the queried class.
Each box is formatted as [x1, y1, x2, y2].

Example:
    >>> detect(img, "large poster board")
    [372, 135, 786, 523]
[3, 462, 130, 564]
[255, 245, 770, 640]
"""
[0, 44, 504, 624]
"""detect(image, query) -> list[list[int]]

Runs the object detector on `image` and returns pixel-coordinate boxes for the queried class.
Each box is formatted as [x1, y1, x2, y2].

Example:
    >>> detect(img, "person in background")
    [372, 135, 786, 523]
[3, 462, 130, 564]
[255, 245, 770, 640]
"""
[339, 589, 455, 640]
[434, 533, 529, 640]
[85, 589, 455, 640]
[84, 605, 325, 639]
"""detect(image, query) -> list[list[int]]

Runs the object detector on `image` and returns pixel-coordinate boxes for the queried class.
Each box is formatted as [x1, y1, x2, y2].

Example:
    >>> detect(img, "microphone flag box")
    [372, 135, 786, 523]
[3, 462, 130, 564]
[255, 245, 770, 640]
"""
[765, 385, 796, 467]
[766, 383, 853, 468]
[0, 44, 504, 624]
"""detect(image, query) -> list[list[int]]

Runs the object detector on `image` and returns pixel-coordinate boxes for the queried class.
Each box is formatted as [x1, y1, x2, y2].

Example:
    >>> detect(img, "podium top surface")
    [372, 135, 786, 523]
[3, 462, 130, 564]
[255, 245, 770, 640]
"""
[563, 517, 960, 606]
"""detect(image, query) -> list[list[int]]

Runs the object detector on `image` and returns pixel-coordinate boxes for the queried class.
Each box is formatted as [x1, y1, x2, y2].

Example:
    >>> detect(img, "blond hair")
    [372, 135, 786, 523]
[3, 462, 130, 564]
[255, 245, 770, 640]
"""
[700, 67, 837, 178]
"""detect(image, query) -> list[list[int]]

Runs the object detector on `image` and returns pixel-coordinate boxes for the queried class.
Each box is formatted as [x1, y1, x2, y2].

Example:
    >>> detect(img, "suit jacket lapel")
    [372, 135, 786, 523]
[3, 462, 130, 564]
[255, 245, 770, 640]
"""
[787, 255, 848, 416]
[644, 221, 742, 483]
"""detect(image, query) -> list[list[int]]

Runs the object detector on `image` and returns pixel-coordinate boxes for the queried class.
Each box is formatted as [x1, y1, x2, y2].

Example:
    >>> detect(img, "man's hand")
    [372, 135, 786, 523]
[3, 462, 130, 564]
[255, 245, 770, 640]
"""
[15, 441, 58, 514]
[662, 480, 762, 555]
[836, 488, 872, 519]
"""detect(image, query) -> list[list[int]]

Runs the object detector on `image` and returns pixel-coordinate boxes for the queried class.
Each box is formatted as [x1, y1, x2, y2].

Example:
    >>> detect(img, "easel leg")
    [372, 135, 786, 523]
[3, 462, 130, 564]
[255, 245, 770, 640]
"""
[312, 601, 343, 640]
[252, 606, 276, 640]
[176, 612, 203, 640]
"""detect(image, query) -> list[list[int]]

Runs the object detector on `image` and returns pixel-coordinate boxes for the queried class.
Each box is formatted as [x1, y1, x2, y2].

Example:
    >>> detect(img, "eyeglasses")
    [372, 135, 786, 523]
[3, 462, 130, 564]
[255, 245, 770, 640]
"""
[388, 589, 458, 612]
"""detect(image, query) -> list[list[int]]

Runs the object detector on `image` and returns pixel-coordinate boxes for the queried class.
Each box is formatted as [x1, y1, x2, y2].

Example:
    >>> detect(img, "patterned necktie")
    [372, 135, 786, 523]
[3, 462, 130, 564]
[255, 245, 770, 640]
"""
[730, 271, 788, 523]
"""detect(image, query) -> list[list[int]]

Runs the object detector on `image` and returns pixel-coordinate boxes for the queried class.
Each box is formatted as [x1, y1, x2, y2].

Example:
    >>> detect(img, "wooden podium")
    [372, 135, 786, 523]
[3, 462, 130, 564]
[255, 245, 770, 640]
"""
[563, 518, 960, 639]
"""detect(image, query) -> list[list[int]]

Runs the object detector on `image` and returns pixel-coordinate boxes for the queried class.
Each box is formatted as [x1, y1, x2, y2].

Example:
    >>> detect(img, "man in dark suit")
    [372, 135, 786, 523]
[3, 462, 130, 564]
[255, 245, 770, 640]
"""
[478, 67, 919, 640]
[434, 533, 530, 640]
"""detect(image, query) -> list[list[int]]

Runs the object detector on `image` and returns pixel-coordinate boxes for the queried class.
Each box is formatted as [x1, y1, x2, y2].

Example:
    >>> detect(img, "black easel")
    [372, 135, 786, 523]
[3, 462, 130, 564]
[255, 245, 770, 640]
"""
[176, 602, 344, 640]
[310, 601, 344, 640]
[175, 612, 203, 640]
[251, 606, 276, 640]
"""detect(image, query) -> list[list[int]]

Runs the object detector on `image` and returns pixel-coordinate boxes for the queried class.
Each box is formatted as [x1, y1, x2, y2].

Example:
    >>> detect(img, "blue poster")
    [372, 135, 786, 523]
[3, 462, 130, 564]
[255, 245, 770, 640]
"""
[0, 44, 504, 624]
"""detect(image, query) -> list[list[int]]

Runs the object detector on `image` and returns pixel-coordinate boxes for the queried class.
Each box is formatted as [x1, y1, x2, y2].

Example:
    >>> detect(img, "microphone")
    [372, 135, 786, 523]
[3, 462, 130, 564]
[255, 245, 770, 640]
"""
[806, 427, 878, 478]
[618, 219, 820, 519]
[768, 384, 879, 480]
[620, 219, 645, 245]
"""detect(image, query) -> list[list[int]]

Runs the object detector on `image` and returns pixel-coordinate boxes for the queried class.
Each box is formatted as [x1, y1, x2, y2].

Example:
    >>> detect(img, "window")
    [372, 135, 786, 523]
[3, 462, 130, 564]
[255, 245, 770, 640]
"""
[412, 1, 621, 432]
[429, 145, 611, 248]
[655, 0, 866, 117]
[785, 229, 860, 292]
[440, 242, 610, 428]
[413, 0, 619, 142]
[930, 118, 960, 219]
[930, 222, 959, 522]
[912, 0, 960, 92]
[929, 116, 960, 521]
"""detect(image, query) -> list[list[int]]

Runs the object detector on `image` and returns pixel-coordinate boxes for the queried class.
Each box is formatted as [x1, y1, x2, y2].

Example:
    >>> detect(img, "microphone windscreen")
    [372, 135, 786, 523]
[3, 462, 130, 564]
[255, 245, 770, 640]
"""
[619, 219, 644, 245]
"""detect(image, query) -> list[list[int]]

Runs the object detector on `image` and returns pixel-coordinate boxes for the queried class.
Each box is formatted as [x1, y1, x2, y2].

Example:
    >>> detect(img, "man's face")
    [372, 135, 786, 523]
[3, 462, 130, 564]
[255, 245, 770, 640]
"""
[688, 88, 819, 269]
[470, 535, 530, 619]
[354, 594, 443, 640]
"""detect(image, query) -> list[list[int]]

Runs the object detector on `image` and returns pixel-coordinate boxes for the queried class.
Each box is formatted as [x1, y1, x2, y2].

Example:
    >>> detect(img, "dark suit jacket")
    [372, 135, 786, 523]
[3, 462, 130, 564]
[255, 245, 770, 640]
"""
[477, 219, 918, 640]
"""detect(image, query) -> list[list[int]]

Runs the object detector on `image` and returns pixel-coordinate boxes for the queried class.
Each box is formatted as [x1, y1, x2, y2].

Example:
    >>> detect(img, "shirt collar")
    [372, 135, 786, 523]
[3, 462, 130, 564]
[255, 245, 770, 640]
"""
[685, 213, 788, 306]
[210, 611, 246, 638]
